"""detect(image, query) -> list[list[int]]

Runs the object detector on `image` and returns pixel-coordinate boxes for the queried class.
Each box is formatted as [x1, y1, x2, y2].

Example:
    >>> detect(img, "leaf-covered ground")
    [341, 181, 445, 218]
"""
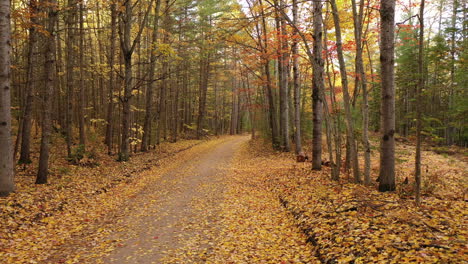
[208, 142, 318, 263]
[240, 139, 467, 263]
[2, 135, 466, 263]
[104, 136, 317, 264]
[0, 137, 206, 263]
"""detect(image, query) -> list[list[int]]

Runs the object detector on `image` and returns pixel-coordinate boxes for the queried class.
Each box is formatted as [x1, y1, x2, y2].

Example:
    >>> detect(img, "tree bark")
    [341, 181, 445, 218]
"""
[278, 0, 290, 152]
[119, 0, 133, 161]
[0, 0, 14, 195]
[324, 20, 341, 181]
[196, 50, 210, 139]
[78, 1, 86, 148]
[65, 0, 76, 157]
[378, 0, 396, 192]
[446, 0, 457, 145]
[230, 76, 238, 135]
[415, 0, 425, 205]
[105, 3, 117, 155]
[118, 0, 153, 160]
[36, 0, 58, 184]
[292, 0, 301, 154]
[141, 0, 162, 151]
[351, 0, 371, 184]
[312, 0, 325, 170]
[173, 75, 179, 142]
[330, 0, 360, 182]
[18, 0, 38, 164]
[245, 73, 256, 139]
[259, 0, 280, 148]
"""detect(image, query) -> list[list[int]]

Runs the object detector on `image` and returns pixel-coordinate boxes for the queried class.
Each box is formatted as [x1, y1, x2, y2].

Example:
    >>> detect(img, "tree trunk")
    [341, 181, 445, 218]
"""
[237, 89, 242, 133]
[78, 1, 86, 148]
[324, 21, 341, 181]
[105, 3, 117, 155]
[18, 0, 38, 164]
[118, 0, 153, 160]
[278, 0, 290, 152]
[378, 0, 396, 192]
[173, 77, 179, 142]
[0, 0, 14, 195]
[415, 0, 425, 205]
[141, 0, 162, 151]
[352, 0, 371, 184]
[65, 0, 76, 157]
[292, 0, 301, 154]
[197, 52, 210, 139]
[119, 0, 133, 161]
[245, 74, 256, 139]
[447, 0, 457, 144]
[230, 76, 238, 135]
[259, 0, 280, 148]
[312, 0, 325, 170]
[36, 0, 57, 184]
[330, 0, 360, 182]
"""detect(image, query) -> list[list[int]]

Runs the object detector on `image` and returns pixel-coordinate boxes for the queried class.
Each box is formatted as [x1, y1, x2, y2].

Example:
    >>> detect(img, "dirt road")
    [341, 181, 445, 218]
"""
[104, 136, 248, 263]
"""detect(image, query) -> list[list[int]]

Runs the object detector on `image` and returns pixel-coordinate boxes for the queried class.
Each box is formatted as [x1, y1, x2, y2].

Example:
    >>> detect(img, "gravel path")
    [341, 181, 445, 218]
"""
[104, 136, 248, 264]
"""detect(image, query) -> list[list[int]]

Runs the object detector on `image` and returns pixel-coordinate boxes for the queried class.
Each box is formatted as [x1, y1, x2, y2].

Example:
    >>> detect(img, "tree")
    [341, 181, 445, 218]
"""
[118, 0, 153, 161]
[323, 12, 342, 181]
[292, 0, 301, 154]
[266, 0, 322, 158]
[36, 0, 58, 184]
[330, 0, 360, 182]
[196, 20, 212, 139]
[278, 0, 290, 152]
[65, 0, 77, 157]
[351, 0, 371, 185]
[378, 0, 396, 192]
[415, 0, 425, 205]
[105, 3, 117, 154]
[252, 0, 280, 149]
[78, 1, 86, 148]
[141, 0, 162, 151]
[18, 0, 39, 165]
[311, 0, 324, 170]
[0, 0, 14, 196]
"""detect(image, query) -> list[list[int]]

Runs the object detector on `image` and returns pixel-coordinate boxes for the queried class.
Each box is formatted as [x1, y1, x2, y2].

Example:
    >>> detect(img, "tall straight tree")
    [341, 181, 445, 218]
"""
[267, 0, 322, 158]
[157, 0, 170, 143]
[323, 20, 341, 181]
[0, 0, 14, 196]
[278, 0, 290, 152]
[447, 0, 457, 145]
[118, 0, 153, 161]
[118, 0, 134, 161]
[36, 0, 58, 184]
[378, 0, 396, 192]
[196, 18, 211, 139]
[312, 0, 324, 170]
[292, 0, 302, 154]
[415, 0, 425, 204]
[351, 0, 371, 184]
[18, 0, 39, 164]
[141, 0, 162, 152]
[105, 3, 117, 154]
[258, 0, 280, 149]
[65, 0, 76, 157]
[329, 0, 360, 182]
[78, 1, 86, 148]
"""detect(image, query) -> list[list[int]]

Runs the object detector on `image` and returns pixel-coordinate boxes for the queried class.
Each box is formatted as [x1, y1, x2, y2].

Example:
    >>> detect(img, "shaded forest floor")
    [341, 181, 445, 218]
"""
[234, 139, 467, 263]
[0, 135, 466, 263]
[0, 135, 211, 263]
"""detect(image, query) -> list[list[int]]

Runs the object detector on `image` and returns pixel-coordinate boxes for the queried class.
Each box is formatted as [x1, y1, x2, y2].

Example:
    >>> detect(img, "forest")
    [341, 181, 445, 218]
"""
[0, 0, 466, 263]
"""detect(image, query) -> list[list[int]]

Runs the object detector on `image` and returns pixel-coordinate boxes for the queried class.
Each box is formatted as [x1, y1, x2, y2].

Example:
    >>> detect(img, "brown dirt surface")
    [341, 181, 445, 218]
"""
[103, 136, 248, 263]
